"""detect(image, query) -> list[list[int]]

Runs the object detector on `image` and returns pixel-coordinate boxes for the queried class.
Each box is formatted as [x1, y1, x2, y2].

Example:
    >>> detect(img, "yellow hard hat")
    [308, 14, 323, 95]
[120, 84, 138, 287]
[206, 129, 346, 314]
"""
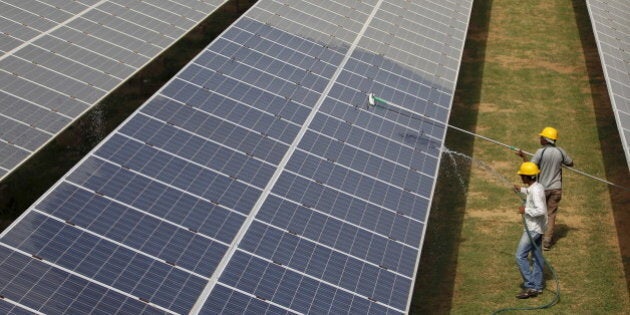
[539, 127, 558, 140]
[517, 162, 540, 176]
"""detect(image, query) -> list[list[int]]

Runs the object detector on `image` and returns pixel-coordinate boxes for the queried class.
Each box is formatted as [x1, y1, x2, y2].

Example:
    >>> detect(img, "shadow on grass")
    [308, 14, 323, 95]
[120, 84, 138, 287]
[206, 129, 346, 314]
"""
[571, 0, 630, 292]
[409, 1, 493, 313]
[552, 223, 576, 247]
[0, 0, 257, 231]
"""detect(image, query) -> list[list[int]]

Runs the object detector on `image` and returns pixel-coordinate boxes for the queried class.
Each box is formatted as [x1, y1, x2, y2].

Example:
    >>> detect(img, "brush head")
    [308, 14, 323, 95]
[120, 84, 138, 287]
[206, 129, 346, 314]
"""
[368, 93, 375, 106]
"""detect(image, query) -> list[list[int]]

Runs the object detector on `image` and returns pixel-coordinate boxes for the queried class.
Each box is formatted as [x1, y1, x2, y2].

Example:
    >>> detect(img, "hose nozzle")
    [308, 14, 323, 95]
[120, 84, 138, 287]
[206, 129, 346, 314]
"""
[368, 93, 375, 106]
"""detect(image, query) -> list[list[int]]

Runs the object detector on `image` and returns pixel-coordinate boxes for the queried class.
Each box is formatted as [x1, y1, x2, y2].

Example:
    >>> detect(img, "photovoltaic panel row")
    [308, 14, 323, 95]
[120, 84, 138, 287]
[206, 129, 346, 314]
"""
[0, 0, 229, 180]
[586, 0, 630, 169]
[0, 0, 473, 314]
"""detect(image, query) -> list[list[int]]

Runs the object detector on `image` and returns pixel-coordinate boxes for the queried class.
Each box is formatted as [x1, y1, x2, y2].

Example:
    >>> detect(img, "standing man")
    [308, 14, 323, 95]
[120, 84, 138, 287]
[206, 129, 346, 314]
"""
[517, 127, 573, 250]
[513, 162, 547, 299]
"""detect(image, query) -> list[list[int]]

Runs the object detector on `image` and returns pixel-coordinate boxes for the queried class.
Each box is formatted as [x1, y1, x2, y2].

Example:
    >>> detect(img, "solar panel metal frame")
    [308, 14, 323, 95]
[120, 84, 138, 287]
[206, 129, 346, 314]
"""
[586, 0, 630, 170]
[0, 0, 230, 181]
[0, 0, 474, 313]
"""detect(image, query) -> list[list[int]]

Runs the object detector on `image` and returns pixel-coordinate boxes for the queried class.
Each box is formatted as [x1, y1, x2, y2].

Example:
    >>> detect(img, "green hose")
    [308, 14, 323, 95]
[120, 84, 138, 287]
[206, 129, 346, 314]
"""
[492, 191, 560, 314]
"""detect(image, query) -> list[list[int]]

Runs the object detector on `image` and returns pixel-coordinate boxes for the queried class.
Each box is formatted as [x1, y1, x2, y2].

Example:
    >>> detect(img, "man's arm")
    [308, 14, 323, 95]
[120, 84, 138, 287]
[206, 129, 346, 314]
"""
[560, 147, 574, 167]
[515, 149, 528, 162]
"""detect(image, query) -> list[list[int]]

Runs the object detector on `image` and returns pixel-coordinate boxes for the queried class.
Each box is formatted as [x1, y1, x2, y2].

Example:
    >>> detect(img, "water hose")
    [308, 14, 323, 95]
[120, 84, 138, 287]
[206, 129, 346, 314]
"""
[366, 93, 628, 190]
[491, 191, 560, 314]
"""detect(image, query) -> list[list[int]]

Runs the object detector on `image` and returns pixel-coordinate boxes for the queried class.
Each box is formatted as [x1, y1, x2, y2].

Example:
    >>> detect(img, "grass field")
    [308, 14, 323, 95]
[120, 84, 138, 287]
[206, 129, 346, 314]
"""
[411, 0, 630, 314]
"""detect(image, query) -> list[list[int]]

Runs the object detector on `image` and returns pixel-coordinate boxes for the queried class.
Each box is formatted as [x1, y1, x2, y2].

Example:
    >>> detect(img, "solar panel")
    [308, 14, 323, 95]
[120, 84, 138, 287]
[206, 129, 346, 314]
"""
[586, 0, 630, 169]
[0, 0, 229, 180]
[0, 0, 473, 313]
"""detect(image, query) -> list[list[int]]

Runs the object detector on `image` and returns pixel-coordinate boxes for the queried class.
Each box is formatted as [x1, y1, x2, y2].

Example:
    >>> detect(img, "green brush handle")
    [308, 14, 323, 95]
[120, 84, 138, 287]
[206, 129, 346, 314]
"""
[373, 96, 387, 104]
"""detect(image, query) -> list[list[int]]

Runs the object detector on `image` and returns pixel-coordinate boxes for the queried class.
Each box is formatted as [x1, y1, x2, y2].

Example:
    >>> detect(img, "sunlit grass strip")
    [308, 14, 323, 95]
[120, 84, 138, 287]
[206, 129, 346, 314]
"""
[412, 0, 630, 313]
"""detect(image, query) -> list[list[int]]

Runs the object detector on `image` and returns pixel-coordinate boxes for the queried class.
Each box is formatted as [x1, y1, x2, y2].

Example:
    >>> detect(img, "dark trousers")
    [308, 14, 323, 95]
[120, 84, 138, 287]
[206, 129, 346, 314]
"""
[543, 189, 562, 246]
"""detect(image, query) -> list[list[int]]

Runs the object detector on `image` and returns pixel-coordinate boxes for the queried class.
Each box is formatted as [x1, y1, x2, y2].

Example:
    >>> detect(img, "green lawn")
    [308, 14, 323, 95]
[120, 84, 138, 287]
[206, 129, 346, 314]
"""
[412, 0, 630, 313]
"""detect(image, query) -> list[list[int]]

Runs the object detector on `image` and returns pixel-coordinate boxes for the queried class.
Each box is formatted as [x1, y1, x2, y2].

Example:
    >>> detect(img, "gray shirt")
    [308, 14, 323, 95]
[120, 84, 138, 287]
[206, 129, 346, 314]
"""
[531, 144, 573, 190]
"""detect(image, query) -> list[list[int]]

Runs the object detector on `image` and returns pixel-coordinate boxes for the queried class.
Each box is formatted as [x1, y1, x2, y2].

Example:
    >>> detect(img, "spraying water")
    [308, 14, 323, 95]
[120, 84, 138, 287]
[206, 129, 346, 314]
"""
[441, 146, 513, 189]
[443, 147, 468, 190]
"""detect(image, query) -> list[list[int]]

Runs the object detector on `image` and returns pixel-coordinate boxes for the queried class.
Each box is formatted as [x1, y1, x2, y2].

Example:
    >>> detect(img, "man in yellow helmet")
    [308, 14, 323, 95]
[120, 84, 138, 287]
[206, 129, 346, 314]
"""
[516, 127, 573, 250]
[513, 162, 547, 298]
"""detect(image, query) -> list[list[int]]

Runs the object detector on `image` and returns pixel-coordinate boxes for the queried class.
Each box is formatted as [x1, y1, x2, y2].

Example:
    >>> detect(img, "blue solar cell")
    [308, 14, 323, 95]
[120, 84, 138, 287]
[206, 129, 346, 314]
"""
[275, 167, 428, 222]
[0, 141, 30, 170]
[203, 284, 296, 314]
[73, 152, 261, 216]
[262, 184, 423, 246]
[0, 1, 474, 313]
[1, 212, 206, 312]
[115, 114, 277, 188]
[0, 246, 166, 314]
[256, 197, 417, 278]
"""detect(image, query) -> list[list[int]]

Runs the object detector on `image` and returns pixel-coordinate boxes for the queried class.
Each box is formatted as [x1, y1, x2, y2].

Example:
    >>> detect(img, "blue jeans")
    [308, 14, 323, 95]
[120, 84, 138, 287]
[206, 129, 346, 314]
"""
[515, 230, 544, 291]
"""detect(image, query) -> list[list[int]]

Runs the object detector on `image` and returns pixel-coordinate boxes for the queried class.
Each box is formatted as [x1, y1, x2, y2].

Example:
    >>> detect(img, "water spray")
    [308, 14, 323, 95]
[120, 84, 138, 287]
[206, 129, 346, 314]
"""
[366, 93, 627, 190]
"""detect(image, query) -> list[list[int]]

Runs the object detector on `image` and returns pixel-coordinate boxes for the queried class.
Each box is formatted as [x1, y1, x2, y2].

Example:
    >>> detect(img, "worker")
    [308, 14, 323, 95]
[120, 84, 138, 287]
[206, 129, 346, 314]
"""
[516, 127, 573, 250]
[513, 162, 547, 299]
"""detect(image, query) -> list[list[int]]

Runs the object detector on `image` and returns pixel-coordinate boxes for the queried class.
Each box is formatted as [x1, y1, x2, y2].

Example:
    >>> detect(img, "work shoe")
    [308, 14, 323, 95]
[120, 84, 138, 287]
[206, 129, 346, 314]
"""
[515, 289, 539, 299]
[543, 244, 551, 251]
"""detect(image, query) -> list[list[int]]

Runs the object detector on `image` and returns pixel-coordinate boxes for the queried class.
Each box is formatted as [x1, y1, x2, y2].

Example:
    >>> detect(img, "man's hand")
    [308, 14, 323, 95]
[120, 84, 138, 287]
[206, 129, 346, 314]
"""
[513, 185, 521, 193]
[518, 206, 525, 214]
[515, 149, 527, 161]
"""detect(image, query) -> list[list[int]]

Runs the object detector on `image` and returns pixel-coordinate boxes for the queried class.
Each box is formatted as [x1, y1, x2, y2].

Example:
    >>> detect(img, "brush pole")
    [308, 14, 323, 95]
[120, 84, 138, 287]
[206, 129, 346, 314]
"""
[366, 94, 627, 190]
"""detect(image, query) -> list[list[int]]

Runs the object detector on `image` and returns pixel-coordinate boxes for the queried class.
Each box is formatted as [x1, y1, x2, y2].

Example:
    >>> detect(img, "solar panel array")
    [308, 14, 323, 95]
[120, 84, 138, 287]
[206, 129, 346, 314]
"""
[586, 0, 630, 170]
[0, 0, 473, 313]
[0, 0, 229, 180]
